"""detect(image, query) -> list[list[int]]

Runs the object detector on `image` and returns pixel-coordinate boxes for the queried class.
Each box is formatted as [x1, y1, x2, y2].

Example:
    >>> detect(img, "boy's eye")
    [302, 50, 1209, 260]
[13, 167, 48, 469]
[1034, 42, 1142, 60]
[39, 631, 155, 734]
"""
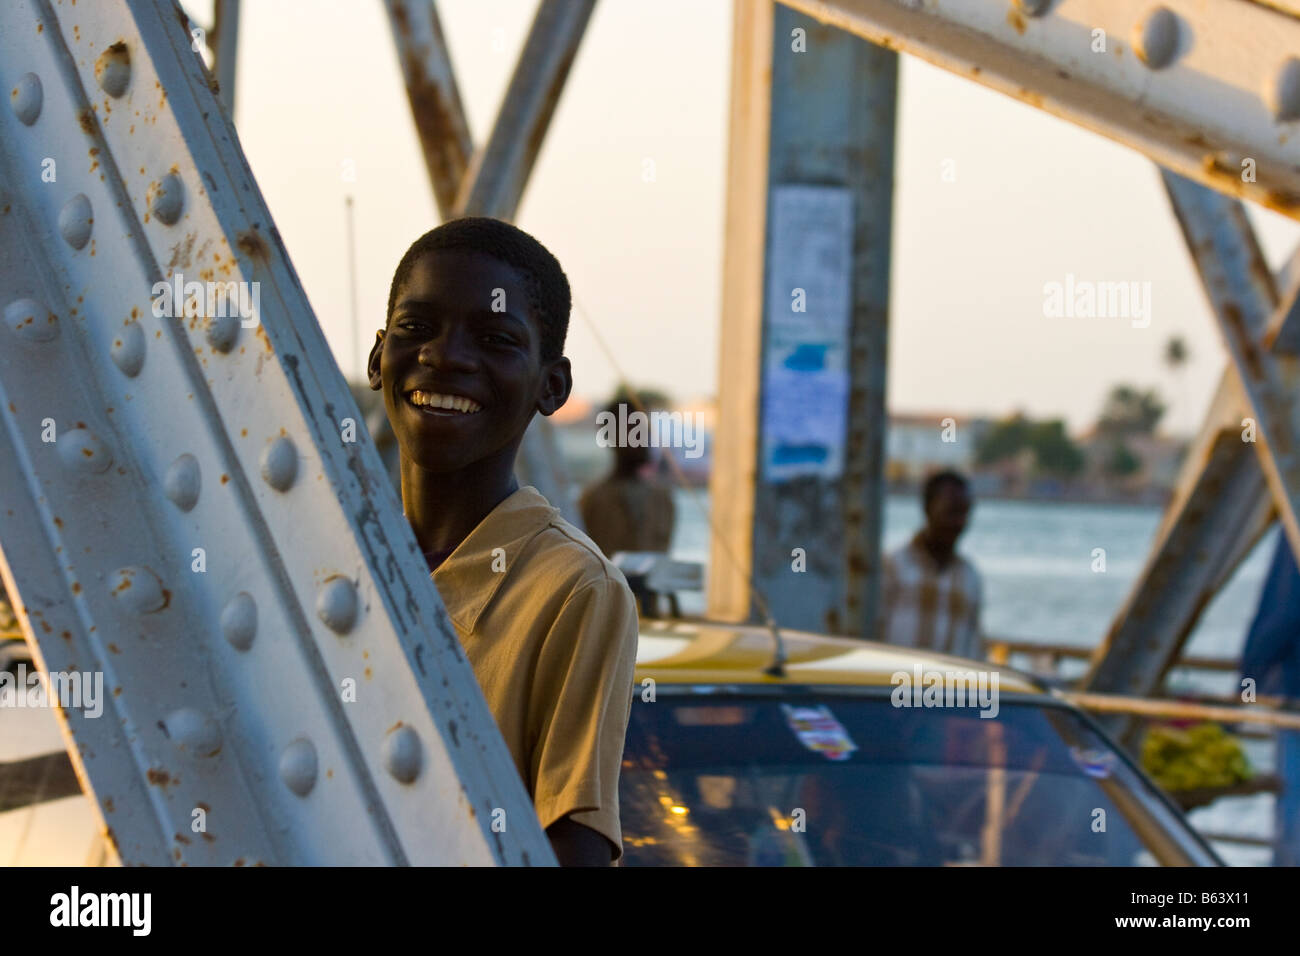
[483, 332, 515, 346]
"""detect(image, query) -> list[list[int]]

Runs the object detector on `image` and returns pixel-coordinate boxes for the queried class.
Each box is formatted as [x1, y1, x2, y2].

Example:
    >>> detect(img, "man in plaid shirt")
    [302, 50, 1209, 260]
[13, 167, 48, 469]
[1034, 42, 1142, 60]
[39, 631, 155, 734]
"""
[878, 470, 983, 660]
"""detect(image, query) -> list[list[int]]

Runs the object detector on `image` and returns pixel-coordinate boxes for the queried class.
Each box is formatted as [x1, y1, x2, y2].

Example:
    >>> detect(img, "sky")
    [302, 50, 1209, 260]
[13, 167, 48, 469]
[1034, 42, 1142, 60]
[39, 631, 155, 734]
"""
[191, 0, 1300, 438]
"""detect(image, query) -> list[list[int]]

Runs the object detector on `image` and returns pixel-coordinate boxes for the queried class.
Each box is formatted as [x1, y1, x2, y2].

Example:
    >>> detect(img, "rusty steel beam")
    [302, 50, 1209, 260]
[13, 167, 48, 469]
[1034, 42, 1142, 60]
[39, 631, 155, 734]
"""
[780, 0, 1300, 222]
[452, 0, 597, 219]
[1263, 242, 1300, 355]
[1161, 171, 1300, 565]
[1082, 367, 1274, 742]
[382, 0, 474, 220]
[1085, 174, 1300, 742]
[211, 0, 239, 117]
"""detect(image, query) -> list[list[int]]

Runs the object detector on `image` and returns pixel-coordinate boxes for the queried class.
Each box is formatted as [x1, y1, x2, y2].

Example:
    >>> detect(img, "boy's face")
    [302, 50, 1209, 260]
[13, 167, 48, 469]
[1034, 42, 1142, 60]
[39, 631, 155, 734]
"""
[368, 248, 571, 475]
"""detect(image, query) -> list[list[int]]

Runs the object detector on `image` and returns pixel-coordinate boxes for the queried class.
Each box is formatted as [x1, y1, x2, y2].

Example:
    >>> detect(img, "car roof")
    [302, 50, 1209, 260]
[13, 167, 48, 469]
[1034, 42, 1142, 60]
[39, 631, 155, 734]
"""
[635, 618, 1045, 695]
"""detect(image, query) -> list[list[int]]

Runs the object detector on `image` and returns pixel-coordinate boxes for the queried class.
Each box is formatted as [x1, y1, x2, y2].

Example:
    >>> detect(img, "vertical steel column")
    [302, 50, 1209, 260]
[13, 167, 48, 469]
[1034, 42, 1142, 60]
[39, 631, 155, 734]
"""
[707, 1, 896, 635]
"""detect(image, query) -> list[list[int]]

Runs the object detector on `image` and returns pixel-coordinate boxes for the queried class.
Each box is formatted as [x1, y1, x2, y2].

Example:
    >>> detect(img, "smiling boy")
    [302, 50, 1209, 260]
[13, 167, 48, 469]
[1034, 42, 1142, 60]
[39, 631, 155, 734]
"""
[367, 217, 639, 866]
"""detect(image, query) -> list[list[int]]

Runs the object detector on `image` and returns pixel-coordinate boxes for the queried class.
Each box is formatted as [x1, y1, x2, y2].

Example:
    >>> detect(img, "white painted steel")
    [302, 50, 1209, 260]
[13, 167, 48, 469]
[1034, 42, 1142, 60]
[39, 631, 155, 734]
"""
[0, 0, 553, 865]
[781, 0, 1300, 220]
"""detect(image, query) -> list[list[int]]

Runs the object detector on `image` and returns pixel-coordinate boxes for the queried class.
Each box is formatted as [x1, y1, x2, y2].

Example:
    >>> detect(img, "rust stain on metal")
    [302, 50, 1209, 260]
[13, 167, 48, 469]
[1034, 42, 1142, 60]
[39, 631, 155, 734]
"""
[1006, 8, 1026, 34]
[146, 768, 173, 788]
[93, 41, 129, 90]
[1265, 189, 1300, 214]
[236, 228, 269, 261]
[77, 107, 97, 136]
[166, 233, 197, 271]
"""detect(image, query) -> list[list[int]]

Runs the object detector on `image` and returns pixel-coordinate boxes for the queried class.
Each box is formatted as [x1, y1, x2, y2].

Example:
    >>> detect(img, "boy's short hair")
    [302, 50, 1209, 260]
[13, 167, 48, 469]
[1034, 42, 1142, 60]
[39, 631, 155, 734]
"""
[386, 217, 571, 361]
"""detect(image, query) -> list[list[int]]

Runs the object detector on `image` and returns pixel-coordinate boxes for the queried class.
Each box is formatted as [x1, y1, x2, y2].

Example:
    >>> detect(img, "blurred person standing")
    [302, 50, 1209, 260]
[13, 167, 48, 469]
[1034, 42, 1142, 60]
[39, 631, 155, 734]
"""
[878, 469, 983, 660]
[579, 389, 677, 561]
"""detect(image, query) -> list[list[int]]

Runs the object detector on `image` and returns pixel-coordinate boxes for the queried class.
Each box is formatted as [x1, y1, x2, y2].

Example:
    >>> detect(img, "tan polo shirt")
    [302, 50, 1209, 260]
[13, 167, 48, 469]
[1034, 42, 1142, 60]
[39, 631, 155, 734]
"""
[431, 485, 639, 859]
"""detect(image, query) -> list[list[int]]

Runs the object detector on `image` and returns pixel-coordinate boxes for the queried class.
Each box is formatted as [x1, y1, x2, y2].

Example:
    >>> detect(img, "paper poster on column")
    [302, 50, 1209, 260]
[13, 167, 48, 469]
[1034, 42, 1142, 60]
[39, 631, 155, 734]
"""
[761, 185, 853, 482]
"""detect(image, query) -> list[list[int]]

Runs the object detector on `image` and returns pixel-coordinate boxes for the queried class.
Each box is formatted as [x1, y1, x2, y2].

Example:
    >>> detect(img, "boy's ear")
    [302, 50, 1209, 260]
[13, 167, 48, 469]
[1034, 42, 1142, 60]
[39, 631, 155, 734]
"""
[536, 356, 572, 417]
[367, 330, 385, 391]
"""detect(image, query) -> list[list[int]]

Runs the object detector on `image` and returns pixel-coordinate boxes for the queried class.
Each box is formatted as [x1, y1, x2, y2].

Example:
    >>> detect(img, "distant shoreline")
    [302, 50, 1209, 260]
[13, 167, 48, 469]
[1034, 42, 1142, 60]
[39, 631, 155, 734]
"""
[885, 482, 1171, 510]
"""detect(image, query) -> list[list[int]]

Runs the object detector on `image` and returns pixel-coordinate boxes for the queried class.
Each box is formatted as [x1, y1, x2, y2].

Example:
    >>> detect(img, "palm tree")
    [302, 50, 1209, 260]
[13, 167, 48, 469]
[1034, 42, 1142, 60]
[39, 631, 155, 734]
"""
[1164, 336, 1190, 437]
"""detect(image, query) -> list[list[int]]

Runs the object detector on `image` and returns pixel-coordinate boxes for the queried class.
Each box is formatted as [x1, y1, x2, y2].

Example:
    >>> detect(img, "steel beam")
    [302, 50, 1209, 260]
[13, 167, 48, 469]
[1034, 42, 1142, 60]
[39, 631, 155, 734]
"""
[211, 0, 239, 117]
[1263, 242, 1300, 355]
[780, 0, 1300, 221]
[1082, 369, 1274, 740]
[451, 0, 597, 219]
[1161, 171, 1300, 563]
[0, 0, 553, 865]
[707, 1, 897, 635]
[1085, 175, 1300, 742]
[382, 0, 473, 220]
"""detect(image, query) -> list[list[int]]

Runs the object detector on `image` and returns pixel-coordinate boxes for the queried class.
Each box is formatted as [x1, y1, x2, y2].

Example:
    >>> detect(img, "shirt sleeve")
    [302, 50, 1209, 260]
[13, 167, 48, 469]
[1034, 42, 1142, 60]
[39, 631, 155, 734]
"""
[528, 573, 639, 860]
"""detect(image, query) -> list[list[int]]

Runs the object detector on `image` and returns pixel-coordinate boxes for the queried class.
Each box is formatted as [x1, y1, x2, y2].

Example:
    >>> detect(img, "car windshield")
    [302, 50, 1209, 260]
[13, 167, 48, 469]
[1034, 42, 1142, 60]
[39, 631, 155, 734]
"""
[620, 691, 1206, 866]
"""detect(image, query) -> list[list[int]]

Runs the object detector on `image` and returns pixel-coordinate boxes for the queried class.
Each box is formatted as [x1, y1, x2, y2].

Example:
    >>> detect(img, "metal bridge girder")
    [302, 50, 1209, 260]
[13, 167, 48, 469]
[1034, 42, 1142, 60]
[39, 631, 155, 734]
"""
[1085, 175, 1300, 729]
[1161, 171, 1300, 566]
[781, 0, 1300, 222]
[0, 0, 553, 865]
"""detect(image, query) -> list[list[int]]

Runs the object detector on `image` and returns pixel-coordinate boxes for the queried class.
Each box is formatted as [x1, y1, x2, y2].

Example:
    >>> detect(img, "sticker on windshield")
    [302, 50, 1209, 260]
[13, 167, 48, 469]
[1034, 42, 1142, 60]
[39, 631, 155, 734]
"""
[1069, 746, 1116, 779]
[781, 704, 858, 761]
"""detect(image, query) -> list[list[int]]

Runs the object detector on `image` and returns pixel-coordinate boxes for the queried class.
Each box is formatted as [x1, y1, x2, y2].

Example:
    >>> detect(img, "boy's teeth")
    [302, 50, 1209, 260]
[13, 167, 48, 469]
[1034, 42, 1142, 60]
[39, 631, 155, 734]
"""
[409, 390, 481, 413]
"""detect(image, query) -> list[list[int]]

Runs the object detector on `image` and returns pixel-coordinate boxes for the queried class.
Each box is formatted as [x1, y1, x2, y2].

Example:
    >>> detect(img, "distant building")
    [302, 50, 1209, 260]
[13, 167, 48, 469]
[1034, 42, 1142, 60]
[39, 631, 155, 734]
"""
[885, 412, 993, 484]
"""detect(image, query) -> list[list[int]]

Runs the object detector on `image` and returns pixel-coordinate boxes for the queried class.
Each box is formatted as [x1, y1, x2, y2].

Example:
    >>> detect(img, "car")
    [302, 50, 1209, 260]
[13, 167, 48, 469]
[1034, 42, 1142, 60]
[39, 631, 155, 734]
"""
[0, 622, 1221, 866]
[620, 618, 1223, 866]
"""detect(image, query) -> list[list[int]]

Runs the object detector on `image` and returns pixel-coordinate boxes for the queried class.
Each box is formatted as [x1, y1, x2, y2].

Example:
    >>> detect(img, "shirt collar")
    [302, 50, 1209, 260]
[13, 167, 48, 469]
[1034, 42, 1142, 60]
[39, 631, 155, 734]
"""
[431, 485, 558, 632]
